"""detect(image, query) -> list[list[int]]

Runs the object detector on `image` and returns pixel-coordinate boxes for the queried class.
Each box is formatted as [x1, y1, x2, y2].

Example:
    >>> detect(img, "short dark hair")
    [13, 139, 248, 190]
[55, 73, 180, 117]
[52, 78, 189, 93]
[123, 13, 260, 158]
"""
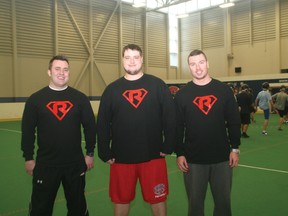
[122, 44, 143, 57]
[262, 82, 269, 89]
[280, 85, 286, 91]
[187, 49, 207, 63]
[48, 55, 69, 70]
[241, 84, 249, 90]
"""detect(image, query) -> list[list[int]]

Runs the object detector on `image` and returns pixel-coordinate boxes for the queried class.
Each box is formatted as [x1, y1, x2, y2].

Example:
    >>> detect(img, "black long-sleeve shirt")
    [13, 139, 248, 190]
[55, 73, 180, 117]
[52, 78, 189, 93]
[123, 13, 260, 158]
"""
[174, 79, 241, 164]
[236, 90, 254, 114]
[97, 74, 176, 164]
[21, 86, 96, 166]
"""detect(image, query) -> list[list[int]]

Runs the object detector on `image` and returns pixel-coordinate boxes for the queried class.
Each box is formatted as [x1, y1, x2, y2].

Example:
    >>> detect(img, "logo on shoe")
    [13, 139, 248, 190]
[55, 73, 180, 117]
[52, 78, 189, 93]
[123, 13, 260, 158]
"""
[46, 101, 73, 120]
[193, 95, 217, 115]
[122, 88, 148, 108]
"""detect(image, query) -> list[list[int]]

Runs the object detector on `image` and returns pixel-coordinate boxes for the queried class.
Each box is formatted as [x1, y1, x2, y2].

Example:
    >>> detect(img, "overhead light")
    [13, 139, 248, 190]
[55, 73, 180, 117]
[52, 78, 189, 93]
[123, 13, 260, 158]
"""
[132, 0, 145, 8]
[176, 13, 189, 19]
[175, 2, 189, 19]
[219, 2, 235, 8]
[132, 2, 145, 8]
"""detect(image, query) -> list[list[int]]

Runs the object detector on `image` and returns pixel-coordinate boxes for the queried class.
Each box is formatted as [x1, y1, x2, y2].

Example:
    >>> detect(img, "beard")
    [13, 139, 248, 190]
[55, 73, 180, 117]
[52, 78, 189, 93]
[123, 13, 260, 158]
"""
[124, 66, 143, 75]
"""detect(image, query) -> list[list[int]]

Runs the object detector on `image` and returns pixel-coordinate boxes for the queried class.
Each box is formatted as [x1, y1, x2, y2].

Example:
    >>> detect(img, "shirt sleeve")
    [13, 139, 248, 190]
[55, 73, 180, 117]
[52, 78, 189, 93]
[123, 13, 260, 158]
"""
[81, 95, 97, 155]
[225, 90, 241, 149]
[97, 88, 114, 162]
[174, 93, 186, 157]
[160, 83, 176, 154]
[21, 97, 37, 161]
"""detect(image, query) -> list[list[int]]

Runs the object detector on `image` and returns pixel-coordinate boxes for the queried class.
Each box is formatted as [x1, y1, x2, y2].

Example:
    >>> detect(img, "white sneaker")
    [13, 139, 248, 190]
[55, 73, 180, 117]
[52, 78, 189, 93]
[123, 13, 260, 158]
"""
[262, 131, 268, 135]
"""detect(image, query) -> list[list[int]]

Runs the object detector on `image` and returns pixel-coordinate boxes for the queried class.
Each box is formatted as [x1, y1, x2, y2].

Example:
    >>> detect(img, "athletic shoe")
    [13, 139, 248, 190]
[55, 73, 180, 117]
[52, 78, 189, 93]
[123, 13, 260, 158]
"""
[242, 133, 250, 138]
[262, 131, 268, 135]
[278, 128, 283, 131]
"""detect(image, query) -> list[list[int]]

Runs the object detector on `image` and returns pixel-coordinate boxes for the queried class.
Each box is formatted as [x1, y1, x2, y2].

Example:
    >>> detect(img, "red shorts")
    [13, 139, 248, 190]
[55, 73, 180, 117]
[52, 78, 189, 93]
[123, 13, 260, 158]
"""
[109, 158, 168, 204]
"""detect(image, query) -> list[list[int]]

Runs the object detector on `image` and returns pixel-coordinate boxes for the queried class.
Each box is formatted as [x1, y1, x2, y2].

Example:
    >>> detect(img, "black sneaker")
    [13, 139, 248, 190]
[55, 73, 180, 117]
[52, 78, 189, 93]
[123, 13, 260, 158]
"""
[242, 133, 249, 138]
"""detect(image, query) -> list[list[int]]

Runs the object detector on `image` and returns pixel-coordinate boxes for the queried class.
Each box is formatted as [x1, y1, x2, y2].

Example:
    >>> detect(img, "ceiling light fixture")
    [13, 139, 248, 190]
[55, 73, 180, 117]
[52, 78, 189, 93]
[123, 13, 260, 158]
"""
[132, 0, 145, 8]
[219, 2, 235, 8]
[176, 13, 189, 19]
[175, 2, 189, 19]
[132, 2, 146, 8]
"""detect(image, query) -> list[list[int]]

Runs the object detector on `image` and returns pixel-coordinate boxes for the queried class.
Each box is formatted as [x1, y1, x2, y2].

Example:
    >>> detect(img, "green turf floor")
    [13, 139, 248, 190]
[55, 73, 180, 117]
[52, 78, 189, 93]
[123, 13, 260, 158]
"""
[0, 113, 288, 215]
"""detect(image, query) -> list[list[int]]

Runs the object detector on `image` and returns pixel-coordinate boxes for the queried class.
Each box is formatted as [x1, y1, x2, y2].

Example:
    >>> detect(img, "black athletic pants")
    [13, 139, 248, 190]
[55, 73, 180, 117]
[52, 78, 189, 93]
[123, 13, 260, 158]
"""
[28, 164, 89, 216]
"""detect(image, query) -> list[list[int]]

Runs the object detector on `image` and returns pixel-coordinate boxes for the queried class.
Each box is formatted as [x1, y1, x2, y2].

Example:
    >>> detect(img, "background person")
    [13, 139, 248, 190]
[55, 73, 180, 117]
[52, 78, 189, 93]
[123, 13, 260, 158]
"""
[236, 84, 254, 138]
[248, 87, 257, 123]
[227, 82, 238, 101]
[174, 49, 241, 216]
[284, 95, 288, 124]
[21, 55, 96, 216]
[97, 44, 176, 216]
[255, 82, 274, 135]
[272, 85, 288, 131]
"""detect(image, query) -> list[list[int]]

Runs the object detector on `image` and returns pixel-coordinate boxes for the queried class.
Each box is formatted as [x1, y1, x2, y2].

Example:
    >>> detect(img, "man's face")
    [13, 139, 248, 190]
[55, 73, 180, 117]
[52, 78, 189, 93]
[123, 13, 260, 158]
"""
[48, 60, 69, 89]
[122, 49, 143, 75]
[188, 54, 209, 81]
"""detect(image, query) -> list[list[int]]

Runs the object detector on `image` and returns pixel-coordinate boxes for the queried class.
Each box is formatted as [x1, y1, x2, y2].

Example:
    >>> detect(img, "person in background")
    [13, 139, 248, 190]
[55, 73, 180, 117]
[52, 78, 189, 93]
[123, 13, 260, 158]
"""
[227, 82, 237, 101]
[255, 82, 274, 135]
[236, 84, 254, 138]
[97, 44, 176, 216]
[174, 49, 241, 216]
[21, 55, 96, 216]
[269, 87, 277, 114]
[248, 87, 257, 123]
[272, 85, 288, 131]
[284, 93, 288, 124]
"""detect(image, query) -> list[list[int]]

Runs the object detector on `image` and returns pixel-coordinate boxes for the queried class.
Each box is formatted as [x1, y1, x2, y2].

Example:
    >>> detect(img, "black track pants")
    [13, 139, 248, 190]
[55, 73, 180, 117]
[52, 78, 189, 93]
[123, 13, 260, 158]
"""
[28, 164, 88, 216]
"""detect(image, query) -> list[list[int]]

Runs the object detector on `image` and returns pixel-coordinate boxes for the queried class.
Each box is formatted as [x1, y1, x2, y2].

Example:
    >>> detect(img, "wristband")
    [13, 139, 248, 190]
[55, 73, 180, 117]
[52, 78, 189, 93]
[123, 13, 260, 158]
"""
[231, 149, 240, 154]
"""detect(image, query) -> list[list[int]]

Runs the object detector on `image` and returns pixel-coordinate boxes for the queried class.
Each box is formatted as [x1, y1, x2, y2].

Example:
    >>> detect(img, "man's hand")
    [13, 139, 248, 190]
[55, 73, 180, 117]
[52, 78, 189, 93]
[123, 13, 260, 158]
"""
[106, 158, 115, 165]
[229, 152, 239, 168]
[85, 155, 94, 171]
[25, 160, 35, 176]
[177, 156, 189, 172]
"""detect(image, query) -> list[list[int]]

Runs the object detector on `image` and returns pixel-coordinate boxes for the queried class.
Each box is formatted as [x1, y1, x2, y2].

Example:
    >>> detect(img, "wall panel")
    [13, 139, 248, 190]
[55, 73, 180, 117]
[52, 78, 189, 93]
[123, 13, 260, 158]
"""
[58, 0, 89, 59]
[231, 1, 251, 45]
[252, 0, 276, 42]
[92, 0, 119, 62]
[0, 1, 12, 55]
[180, 13, 201, 52]
[280, 0, 288, 37]
[122, 5, 144, 49]
[16, 0, 53, 57]
[202, 7, 224, 49]
[147, 11, 168, 68]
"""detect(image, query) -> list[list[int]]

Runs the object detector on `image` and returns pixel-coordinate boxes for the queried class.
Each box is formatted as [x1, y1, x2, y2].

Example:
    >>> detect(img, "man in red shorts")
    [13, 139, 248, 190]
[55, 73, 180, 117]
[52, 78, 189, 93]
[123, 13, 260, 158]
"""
[97, 44, 176, 216]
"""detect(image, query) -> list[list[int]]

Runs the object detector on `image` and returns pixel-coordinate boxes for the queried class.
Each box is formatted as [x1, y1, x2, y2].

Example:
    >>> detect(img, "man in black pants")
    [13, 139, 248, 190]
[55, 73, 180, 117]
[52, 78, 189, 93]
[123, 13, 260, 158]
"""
[236, 84, 254, 138]
[21, 55, 96, 216]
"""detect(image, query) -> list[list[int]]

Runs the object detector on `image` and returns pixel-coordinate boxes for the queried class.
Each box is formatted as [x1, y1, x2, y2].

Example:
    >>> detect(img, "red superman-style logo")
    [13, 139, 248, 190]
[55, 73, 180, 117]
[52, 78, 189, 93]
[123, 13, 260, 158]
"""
[193, 95, 217, 115]
[122, 88, 148, 108]
[46, 101, 74, 120]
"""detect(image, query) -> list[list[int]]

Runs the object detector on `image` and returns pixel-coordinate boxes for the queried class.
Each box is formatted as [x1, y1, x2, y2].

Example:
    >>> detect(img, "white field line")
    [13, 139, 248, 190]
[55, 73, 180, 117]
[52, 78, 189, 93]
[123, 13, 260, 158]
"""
[169, 154, 288, 174]
[0, 128, 87, 143]
[0, 128, 21, 134]
[238, 164, 288, 174]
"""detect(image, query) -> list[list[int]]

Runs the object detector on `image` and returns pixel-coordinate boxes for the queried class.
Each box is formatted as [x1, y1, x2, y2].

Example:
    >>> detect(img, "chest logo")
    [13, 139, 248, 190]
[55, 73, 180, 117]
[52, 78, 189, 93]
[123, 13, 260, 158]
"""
[122, 88, 148, 108]
[46, 101, 73, 120]
[193, 95, 217, 115]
